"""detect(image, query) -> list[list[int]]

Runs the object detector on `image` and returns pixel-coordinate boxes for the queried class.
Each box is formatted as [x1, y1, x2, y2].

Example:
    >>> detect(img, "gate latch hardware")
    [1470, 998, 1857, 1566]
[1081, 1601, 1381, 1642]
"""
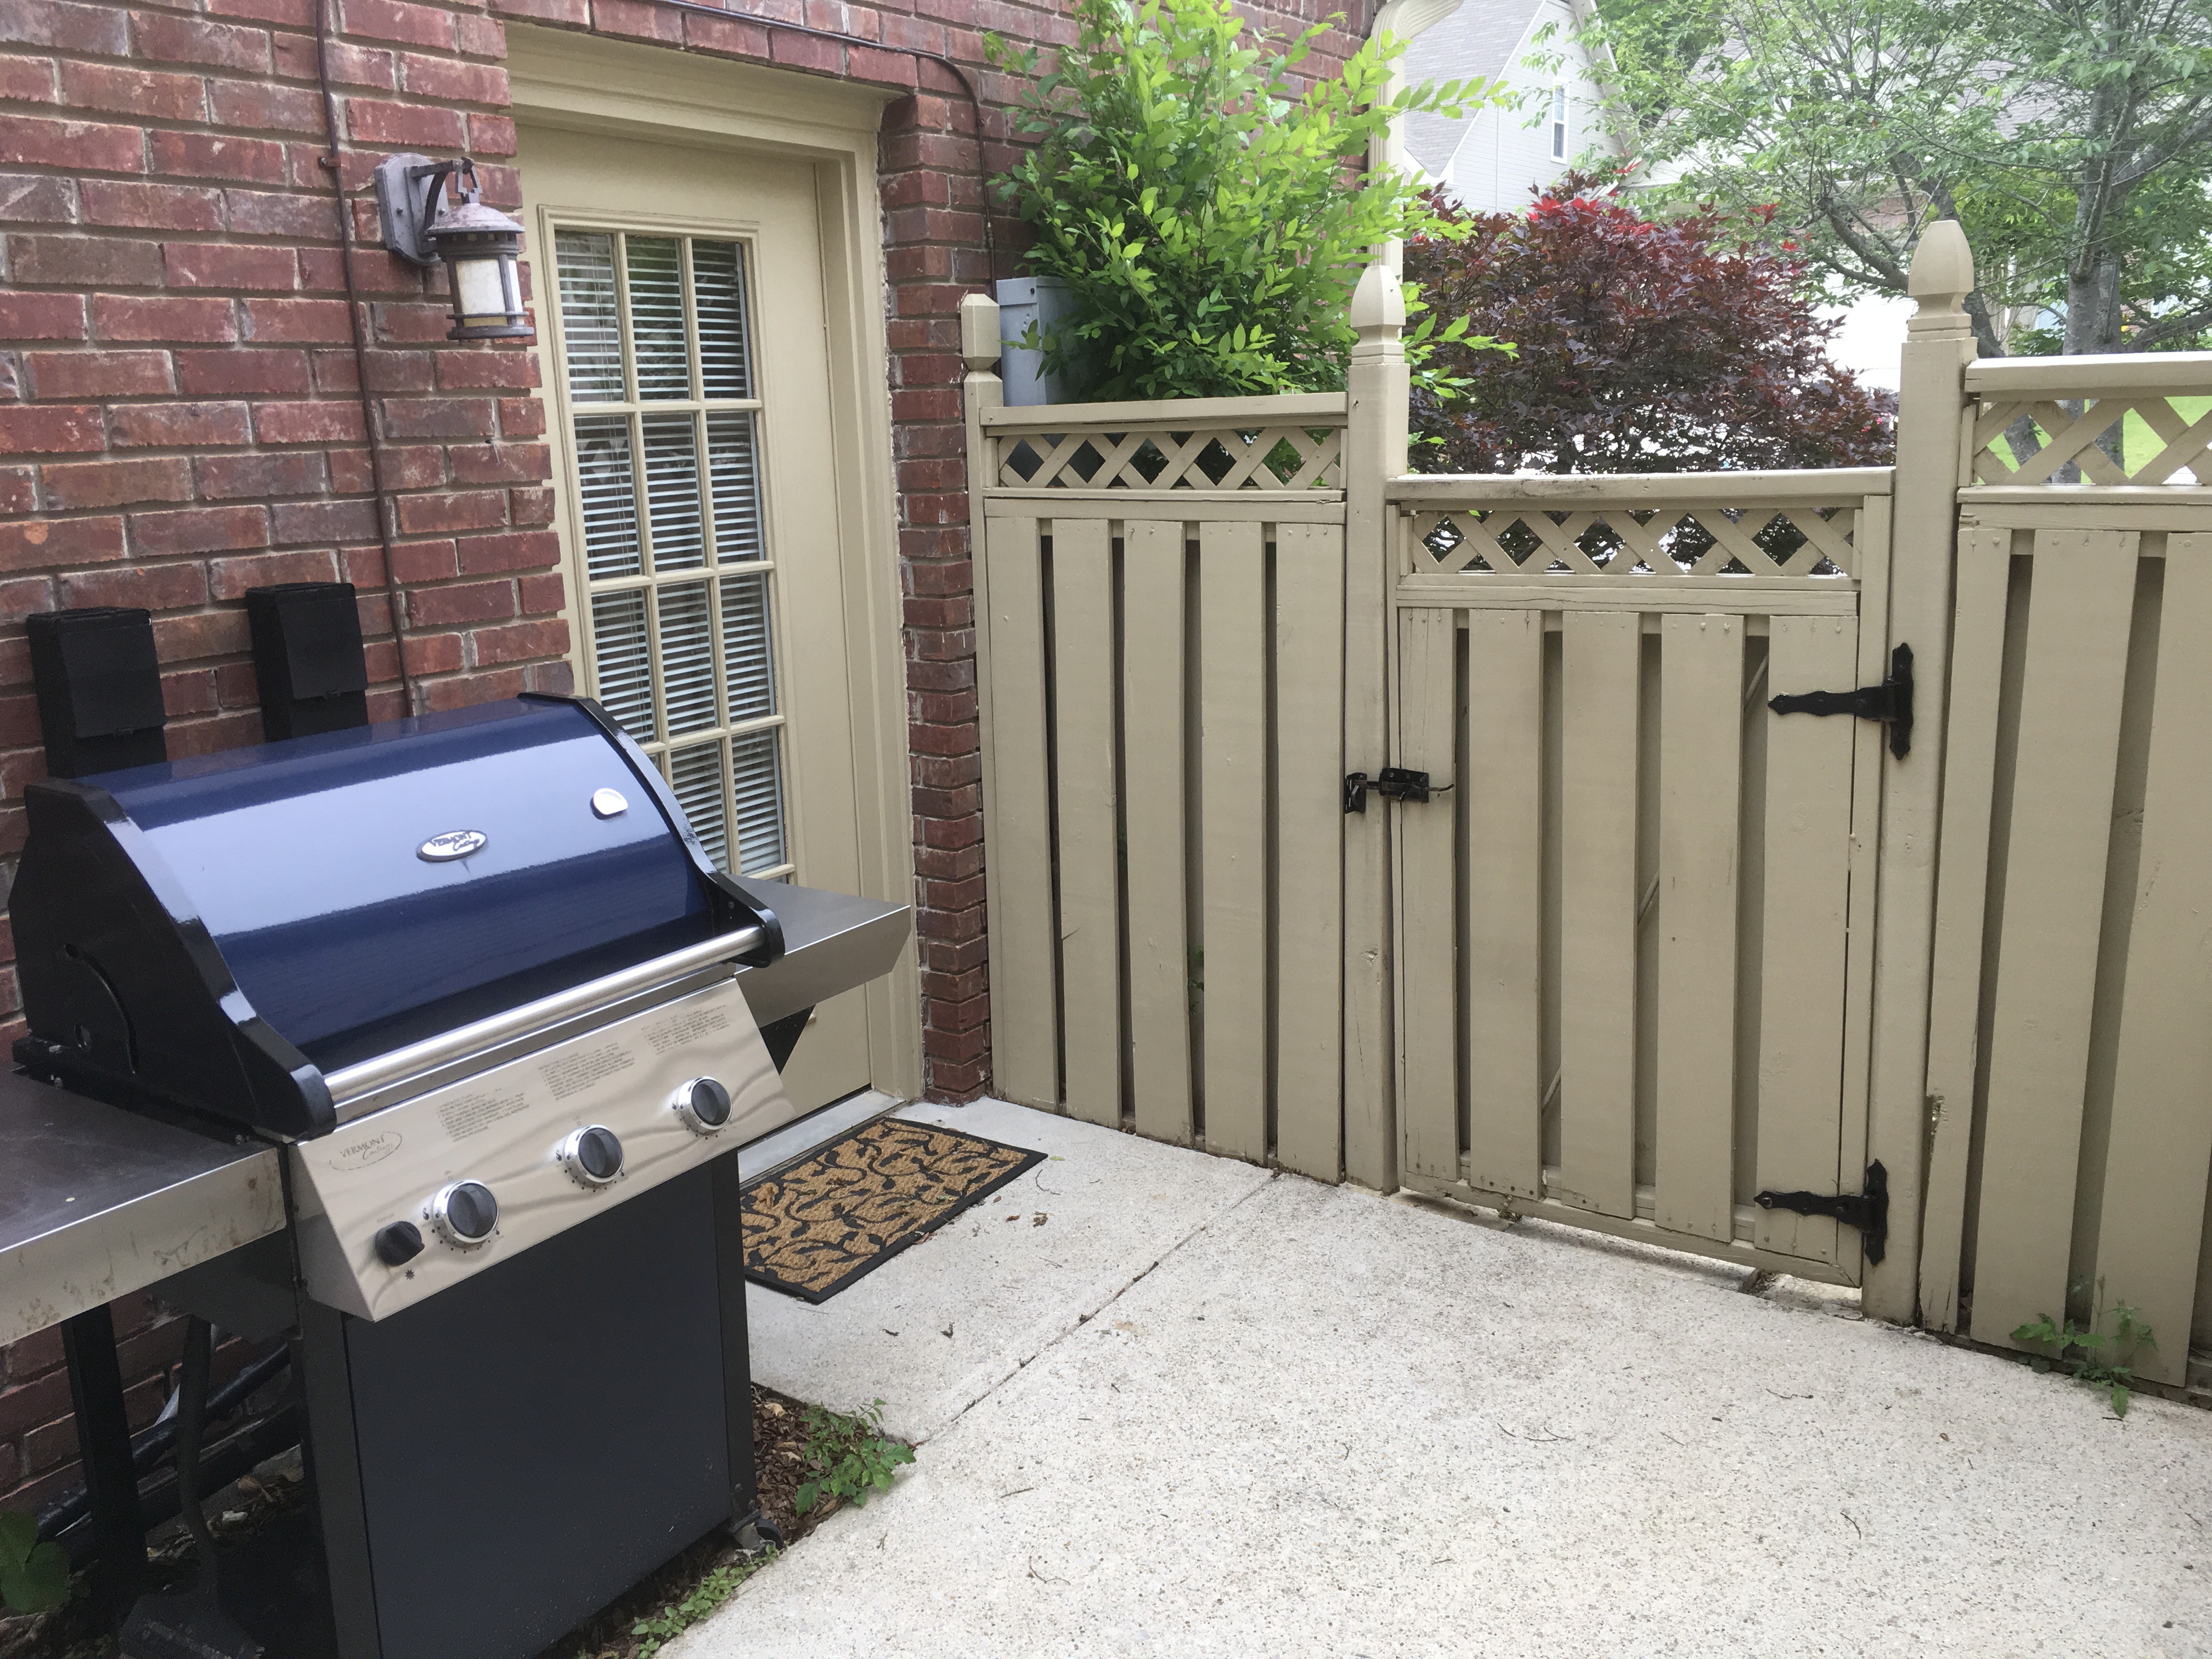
[1768, 642, 1915, 759]
[1753, 1160, 1889, 1263]
[1344, 768, 1453, 814]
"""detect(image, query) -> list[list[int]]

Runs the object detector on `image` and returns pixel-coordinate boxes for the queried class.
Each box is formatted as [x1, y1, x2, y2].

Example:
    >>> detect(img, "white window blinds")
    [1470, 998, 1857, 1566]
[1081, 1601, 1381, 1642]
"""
[553, 229, 789, 878]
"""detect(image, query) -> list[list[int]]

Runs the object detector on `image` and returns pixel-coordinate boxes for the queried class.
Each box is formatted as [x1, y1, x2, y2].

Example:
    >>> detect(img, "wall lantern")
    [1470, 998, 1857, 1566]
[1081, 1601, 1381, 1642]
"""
[372, 154, 532, 341]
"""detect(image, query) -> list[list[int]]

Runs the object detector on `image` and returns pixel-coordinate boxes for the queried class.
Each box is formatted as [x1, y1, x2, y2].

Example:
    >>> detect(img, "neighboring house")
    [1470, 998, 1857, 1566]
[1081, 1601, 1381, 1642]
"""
[1401, 0, 1616, 212]
[0, 0, 1379, 1515]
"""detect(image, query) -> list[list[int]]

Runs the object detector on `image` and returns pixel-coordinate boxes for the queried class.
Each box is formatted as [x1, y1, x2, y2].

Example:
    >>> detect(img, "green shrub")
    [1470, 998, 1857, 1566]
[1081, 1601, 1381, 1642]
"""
[988, 0, 1504, 402]
[0, 1510, 69, 1615]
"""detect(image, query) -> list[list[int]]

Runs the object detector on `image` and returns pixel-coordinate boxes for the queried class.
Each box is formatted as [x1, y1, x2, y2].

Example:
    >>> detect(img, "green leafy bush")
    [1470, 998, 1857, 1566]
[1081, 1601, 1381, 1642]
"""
[0, 1510, 69, 1615]
[2012, 1283, 2156, 1418]
[793, 1398, 913, 1516]
[988, 0, 1503, 401]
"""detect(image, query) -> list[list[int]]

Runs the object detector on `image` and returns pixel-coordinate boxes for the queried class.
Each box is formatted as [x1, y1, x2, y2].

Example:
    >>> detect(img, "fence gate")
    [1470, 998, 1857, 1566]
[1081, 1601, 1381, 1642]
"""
[1386, 472, 1898, 1285]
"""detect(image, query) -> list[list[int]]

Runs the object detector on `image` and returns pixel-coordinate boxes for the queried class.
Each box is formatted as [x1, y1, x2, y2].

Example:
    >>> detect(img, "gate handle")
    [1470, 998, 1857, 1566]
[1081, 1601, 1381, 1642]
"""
[1345, 768, 1452, 814]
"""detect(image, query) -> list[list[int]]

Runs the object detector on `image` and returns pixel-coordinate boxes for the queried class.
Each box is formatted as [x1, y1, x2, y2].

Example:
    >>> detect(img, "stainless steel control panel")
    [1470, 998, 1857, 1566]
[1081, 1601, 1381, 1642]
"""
[290, 978, 788, 1321]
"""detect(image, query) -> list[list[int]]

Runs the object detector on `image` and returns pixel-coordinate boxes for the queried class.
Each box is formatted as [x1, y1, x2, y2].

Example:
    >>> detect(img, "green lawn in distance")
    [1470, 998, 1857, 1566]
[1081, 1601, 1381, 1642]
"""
[1991, 394, 2212, 473]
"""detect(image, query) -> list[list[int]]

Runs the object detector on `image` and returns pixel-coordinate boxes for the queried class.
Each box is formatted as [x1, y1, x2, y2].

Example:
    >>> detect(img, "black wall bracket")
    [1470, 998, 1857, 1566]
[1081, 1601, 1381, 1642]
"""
[1769, 642, 1915, 758]
[1344, 767, 1453, 814]
[1753, 1160, 1890, 1264]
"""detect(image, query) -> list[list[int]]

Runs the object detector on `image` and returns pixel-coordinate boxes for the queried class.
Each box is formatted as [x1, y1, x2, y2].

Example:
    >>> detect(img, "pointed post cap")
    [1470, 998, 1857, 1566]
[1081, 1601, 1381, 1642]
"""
[1907, 220, 1974, 309]
[1351, 262, 1405, 340]
[960, 292, 1002, 372]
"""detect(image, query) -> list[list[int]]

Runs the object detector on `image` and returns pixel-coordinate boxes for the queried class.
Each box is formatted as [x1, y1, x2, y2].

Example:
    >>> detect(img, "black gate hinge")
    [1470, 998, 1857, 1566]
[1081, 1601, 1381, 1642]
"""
[1769, 642, 1915, 759]
[1344, 767, 1453, 814]
[1753, 1160, 1889, 1264]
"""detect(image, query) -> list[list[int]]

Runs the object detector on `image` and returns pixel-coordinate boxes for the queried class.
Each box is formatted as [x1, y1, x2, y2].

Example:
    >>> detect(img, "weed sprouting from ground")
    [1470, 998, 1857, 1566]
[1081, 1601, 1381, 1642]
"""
[794, 1398, 915, 1516]
[2012, 1280, 2156, 1417]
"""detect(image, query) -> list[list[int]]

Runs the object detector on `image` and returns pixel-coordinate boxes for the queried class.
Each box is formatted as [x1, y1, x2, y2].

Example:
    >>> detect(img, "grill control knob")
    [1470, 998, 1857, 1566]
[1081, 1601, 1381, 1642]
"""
[428, 1181, 499, 1248]
[374, 1221, 424, 1266]
[670, 1076, 732, 1135]
[557, 1125, 624, 1187]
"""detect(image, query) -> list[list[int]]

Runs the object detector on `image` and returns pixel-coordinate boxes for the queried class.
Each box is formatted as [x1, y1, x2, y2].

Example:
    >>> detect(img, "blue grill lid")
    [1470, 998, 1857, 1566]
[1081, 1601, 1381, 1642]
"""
[90, 698, 711, 1060]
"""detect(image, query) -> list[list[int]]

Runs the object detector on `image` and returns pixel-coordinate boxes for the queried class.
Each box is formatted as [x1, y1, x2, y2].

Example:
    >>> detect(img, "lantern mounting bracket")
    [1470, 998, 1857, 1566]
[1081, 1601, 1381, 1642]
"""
[373, 153, 477, 269]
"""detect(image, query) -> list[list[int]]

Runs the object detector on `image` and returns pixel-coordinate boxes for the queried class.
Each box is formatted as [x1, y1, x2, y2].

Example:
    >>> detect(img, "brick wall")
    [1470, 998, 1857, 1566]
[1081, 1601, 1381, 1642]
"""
[0, 0, 1372, 1513]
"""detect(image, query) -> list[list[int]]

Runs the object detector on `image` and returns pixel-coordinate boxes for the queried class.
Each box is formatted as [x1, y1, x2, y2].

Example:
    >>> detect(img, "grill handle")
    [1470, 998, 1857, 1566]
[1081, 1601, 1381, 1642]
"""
[321, 924, 765, 1109]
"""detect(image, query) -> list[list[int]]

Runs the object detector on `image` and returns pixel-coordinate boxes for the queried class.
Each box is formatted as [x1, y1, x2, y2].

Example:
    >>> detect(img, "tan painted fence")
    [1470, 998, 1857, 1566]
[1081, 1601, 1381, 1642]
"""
[960, 235, 2212, 1386]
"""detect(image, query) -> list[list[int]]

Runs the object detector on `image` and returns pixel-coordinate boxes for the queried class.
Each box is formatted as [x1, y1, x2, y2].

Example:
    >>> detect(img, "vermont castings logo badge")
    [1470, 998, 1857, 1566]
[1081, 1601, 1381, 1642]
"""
[417, 830, 488, 862]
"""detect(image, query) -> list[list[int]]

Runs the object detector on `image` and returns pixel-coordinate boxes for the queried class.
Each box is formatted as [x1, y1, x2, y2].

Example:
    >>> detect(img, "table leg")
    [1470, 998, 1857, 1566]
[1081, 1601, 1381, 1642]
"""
[60, 1304, 143, 1618]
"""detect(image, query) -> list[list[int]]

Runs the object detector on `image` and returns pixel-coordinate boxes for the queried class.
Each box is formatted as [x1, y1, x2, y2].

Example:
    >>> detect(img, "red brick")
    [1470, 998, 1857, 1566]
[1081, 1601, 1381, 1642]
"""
[206, 0, 313, 22]
[81, 180, 223, 233]
[398, 629, 463, 674]
[131, 504, 268, 556]
[342, 0, 455, 47]
[0, 57, 58, 103]
[456, 12, 505, 55]
[311, 348, 431, 394]
[59, 561, 208, 610]
[0, 515, 125, 571]
[174, 349, 311, 397]
[8, 234, 162, 287]
[131, 11, 272, 72]
[162, 666, 219, 716]
[242, 298, 353, 344]
[0, 111, 143, 173]
[433, 350, 539, 391]
[517, 572, 562, 614]
[206, 78, 324, 134]
[0, 469, 33, 515]
[497, 397, 545, 438]
[0, 575, 56, 622]
[0, 293, 83, 342]
[381, 398, 494, 439]
[26, 351, 172, 399]
[271, 496, 377, 543]
[0, 405, 103, 455]
[163, 707, 260, 757]
[455, 528, 557, 574]
[682, 10, 773, 57]
[590, 0, 682, 41]
[487, 0, 589, 25]
[163, 243, 297, 292]
[208, 548, 340, 599]
[0, 172, 76, 226]
[269, 35, 396, 89]
[150, 130, 286, 185]
[224, 188, 340, 240]
[0, 0, 129, 52]
[328, 443, 439, 493]
[397, 53, 507, 103]
[153, 607, 249, 661]
[468, 114, 516, 156]
[394, 490, 505, 535]
[40, 458, 192, 511]
[109, 401, 251, 448]
[196, 450, 327, 500]
[470, 618, 567, 664]
[448, 441, 549, 484]
[254, 401, 365, 444]
[59, 61, 207, 122]
[346, 98, 466, 149]
[405, 579, 514, 627]
[93, 295, 238, 344]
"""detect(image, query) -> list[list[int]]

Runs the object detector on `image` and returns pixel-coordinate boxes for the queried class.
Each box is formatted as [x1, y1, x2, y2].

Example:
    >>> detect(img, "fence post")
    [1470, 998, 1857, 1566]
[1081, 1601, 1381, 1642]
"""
[961, 294, 1012, 1101]
[1864, 222, 1977, 1325]
[1342, 263, 1408, 1190]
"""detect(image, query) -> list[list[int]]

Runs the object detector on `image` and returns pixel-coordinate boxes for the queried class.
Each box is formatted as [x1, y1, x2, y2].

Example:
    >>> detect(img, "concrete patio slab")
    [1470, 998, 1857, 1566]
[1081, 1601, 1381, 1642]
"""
[702, 1102, 2212, 1658]
[743, 1098, 1274, 1445]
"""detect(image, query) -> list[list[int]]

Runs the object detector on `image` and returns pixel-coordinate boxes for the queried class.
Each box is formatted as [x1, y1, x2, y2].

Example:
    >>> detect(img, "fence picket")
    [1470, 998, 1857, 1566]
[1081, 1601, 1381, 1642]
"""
[1463, 608, 1545, 1200]
[1558, 611, 1641, 1219]
[1122, 519, 1194, 1146]
[1753, 612, 1859, 1261]
[984, 517, 1062, 1108]
[1968, 532, 2139, 1350]
[1274, 522, 1346, 1181]
[1199, 519, 1269, 1162]
[1654, 614, 1743, 1242]
[1049, 519, 1122, 1127]
[2090, 538, 2212, 1385]
[1917, 531, 2013, 1329]
[1397, 606, 1460, 1182]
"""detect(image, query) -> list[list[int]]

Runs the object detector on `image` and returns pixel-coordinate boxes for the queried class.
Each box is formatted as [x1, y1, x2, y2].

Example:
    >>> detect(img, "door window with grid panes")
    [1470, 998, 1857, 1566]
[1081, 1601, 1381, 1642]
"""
[551, 228, 789, 878]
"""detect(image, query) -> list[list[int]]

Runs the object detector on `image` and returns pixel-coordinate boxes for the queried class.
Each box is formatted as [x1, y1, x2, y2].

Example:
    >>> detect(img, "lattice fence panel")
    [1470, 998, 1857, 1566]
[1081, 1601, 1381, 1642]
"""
[995, 425, 1344, 490]
[1971, 396, 2212, 486]
[1408, 504, 1861, 579]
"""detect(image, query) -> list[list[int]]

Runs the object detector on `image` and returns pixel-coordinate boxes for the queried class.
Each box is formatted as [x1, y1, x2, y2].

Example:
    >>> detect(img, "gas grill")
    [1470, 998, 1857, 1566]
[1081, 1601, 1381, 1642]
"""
[0, 591, 910, 1659]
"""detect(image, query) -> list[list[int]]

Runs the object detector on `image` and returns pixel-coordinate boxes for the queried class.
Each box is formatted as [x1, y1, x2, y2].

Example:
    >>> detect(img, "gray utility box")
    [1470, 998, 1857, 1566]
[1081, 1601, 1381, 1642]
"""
[994, 276, 1076, 406]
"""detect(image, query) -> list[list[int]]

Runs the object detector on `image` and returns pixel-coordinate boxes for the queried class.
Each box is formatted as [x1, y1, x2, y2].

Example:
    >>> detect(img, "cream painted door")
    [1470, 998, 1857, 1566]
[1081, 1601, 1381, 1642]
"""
[522, 123, 872, 1114]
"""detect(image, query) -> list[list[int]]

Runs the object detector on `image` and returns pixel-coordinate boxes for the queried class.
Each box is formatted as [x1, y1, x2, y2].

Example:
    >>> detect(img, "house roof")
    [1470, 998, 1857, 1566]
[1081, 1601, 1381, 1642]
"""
[1399, 0, 1550, 176]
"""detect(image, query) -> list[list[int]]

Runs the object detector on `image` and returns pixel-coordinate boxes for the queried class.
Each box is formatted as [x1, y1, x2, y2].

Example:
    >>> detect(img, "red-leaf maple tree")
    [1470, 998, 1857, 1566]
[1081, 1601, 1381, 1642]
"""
[1407, 175, 1897, 474]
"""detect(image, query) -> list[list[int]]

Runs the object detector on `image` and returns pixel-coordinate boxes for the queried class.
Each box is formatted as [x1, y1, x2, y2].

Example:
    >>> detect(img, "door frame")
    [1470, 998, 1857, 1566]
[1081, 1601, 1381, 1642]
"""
[509, 25, 922, 1102]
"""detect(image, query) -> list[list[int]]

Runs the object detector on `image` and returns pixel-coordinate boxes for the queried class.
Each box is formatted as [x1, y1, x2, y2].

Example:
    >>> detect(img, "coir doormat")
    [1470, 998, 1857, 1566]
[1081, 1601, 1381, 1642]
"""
[741, 1116, 1045, 1302]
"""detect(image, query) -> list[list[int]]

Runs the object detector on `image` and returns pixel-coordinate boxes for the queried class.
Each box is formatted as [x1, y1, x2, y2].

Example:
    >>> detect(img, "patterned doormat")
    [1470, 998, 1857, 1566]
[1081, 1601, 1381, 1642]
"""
[741, 1116, 1045, 1302]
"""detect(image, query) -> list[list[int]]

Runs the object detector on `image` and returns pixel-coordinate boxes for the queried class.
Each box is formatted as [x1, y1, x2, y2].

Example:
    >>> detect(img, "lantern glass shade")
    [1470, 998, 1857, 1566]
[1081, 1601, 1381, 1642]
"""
[427, 205, 531, 341]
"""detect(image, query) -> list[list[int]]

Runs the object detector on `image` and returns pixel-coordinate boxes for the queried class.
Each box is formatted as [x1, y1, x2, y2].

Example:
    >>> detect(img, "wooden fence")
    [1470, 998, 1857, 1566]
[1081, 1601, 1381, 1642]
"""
[959, 235, 2212, 1387]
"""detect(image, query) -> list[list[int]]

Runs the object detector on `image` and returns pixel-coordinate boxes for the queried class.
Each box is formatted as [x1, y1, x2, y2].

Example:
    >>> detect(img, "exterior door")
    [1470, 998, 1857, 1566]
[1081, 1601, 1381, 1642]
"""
[1389, 484, 1891, 1285]
[521, 124, 873, 1114]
